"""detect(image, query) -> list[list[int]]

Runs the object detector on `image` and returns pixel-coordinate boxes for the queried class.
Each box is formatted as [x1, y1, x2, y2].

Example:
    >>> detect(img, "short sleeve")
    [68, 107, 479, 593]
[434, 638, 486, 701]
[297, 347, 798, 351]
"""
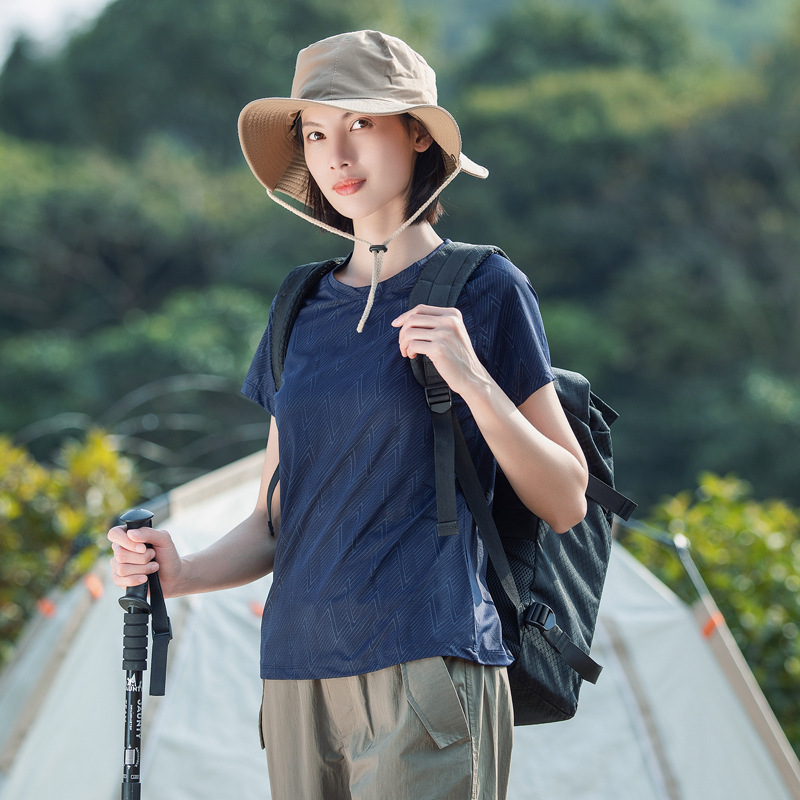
[460, 253, 553, 407]
[241, 298, 277, 416]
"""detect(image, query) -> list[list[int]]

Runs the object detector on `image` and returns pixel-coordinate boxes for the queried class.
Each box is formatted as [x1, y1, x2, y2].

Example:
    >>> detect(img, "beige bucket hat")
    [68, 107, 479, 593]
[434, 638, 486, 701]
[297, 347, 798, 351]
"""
[238, 29, 488, 205]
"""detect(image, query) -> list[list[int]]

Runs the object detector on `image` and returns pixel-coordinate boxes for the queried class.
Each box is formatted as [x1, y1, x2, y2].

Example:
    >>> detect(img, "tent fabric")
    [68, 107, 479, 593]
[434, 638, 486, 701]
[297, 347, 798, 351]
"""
[1, 454, 797, 800]
[518, 547, 796, 800]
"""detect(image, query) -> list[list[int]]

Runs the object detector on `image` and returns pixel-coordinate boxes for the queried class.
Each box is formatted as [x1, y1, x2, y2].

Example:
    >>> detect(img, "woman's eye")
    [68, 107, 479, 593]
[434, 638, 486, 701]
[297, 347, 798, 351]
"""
[351, 118, 371, 130]
[306, 131, 324, 142]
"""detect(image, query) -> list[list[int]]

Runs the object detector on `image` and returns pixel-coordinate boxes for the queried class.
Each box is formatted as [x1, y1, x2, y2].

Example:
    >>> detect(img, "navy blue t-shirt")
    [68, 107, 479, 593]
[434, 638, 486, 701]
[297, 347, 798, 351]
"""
[242, 242, 553, 680]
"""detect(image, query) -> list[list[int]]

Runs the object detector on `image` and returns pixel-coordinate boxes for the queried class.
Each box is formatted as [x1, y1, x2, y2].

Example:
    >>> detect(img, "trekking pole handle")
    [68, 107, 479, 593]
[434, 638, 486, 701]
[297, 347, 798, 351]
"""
[119, 508, 154, 612]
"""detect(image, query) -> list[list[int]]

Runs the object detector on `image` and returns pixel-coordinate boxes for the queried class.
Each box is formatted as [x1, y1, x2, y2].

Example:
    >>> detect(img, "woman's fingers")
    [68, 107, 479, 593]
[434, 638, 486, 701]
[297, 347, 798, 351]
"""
[392, 303, 491, 399]
[109, 543, 159, 586]
[108, 525, 171, 555]
[110, 555, 158, 586]
[392, 304, 460, 333]
[392, 305, 463, 358]
[110, 540, 155, 566]
[107, 524, 147, 554]
[107, 524, 174, 588]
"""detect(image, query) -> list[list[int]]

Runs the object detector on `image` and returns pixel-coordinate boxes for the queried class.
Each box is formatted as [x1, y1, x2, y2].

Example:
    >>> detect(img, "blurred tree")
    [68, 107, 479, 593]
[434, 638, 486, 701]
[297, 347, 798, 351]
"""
[0, 131, 337, 493]
[0, 134, 334, 336]
[450, 0, 695, 94]
[442, 0, 800, 505]
[3, 286, 274, 493]
[0, 36, 81, 145]
[0, 134, 234, 333]
[603, 48, 800, 502]
[670, 0, 796, 63]
[448, 0, 615, 91]
[0, 0, 417, 163]
[619, 472, 800, 756]
[605, 0, 697, 72]
[451, 62, 753, 299]
[0, 430, 139, 668]
[445, 0, 729, 302]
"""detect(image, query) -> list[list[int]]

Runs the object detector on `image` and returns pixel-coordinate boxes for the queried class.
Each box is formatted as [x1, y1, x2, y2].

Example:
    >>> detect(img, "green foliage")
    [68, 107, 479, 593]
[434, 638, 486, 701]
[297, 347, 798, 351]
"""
[443, 0, 800, 504]
[0, 133, 290, 336]
[541, 302, 630, 377]
[3, 286, 273, 492]
[450, 0, 615, 90]
[0, 36, 81, 145]
[670, 0, 798, 63]
[452, 0, 696, 94]
[451, 55, 758, 300]
[599, 58, 800, 501]
[0, 431, 140, 667]
[0, 0, 414, 164]
[0, 129, 341, 335]
[605, 0, 696, 73]
[550, 0, 795, 64]
[0, 127, 331, 490]
[620, 473, 800, 756]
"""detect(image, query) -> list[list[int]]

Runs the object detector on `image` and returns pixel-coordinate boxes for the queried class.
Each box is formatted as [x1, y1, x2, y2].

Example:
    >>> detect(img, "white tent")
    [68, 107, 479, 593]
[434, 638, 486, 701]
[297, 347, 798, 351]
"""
[1, 453, 798, 800]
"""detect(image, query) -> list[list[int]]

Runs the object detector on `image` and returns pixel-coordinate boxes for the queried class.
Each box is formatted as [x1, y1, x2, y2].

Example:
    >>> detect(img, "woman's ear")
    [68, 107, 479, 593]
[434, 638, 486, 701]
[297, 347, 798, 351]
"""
[409, 119, 434, 153]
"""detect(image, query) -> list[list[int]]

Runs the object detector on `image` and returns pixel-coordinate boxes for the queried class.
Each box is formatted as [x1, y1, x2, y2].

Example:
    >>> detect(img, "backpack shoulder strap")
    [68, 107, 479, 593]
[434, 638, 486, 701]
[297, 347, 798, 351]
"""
[410, 241, 505, 307]
[270, 257, 346, 391]
[408, 243, 637, 539]
[265, 256, 344, 537]
[407, 242, 504, 536]
[407, 241, 504, 388]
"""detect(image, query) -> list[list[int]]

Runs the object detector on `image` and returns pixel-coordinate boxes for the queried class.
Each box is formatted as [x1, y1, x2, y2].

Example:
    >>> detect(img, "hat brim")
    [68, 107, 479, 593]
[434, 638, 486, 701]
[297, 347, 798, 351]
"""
[238, 97, 488, 204]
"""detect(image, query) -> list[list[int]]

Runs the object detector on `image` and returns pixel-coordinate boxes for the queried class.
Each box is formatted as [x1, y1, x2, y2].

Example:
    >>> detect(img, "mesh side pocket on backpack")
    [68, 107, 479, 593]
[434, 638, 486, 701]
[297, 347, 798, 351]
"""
[508, 626, 580, 725]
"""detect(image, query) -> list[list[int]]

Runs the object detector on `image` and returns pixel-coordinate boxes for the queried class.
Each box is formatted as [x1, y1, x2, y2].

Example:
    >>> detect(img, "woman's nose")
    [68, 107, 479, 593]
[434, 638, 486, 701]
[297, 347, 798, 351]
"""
[329, 136, 353, 169]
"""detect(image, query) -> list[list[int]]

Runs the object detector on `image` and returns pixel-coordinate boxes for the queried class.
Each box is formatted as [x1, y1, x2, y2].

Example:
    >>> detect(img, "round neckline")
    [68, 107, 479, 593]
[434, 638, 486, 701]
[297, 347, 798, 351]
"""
[326, 239, 451, 297]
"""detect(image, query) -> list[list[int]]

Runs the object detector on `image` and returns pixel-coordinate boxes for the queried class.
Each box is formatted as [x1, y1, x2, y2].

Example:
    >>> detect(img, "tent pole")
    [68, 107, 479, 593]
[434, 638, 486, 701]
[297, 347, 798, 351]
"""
[619, 519, 800, 798]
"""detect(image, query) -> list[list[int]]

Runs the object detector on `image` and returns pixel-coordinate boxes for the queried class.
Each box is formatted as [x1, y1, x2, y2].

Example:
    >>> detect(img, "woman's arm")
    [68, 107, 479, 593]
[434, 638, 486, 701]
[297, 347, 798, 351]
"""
[458, 376, 587, 533]
[109, 417, 281, 597]
[392, 305, 588, 533]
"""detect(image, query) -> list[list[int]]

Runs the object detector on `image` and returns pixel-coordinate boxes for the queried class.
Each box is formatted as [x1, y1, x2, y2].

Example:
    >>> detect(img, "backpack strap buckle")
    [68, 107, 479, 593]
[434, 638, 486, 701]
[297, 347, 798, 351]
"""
[424, 383, 452, 414]
[524, 602, 557, 632]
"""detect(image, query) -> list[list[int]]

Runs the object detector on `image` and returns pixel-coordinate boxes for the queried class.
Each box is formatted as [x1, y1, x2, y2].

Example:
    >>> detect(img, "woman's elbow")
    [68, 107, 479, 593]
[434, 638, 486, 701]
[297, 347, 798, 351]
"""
[548, 491, 587, 534]
[547, 465, 589, 534]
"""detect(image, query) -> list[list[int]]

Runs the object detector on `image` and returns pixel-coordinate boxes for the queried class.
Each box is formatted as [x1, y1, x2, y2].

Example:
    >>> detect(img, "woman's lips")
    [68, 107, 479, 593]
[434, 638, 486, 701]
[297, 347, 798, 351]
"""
[332, 178, 365, 196]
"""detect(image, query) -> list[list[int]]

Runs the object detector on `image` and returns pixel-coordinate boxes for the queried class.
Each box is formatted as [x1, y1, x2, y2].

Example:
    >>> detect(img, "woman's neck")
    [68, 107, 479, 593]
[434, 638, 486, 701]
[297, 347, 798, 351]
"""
[337, 222, 444, 287]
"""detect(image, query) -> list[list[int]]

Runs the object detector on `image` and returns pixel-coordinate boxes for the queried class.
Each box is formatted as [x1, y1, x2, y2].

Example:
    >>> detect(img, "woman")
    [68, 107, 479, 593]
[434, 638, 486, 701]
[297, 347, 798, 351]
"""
[109, 29, 588, 800]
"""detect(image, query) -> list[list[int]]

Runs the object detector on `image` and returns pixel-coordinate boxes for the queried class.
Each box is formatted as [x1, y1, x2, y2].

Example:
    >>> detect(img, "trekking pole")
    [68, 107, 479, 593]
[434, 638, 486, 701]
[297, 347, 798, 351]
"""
[117, 508, 172, 800]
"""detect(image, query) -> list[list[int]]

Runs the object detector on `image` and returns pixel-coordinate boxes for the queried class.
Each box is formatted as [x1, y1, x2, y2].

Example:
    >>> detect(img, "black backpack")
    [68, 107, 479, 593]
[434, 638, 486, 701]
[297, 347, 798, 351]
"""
[266, 241, 637, 725]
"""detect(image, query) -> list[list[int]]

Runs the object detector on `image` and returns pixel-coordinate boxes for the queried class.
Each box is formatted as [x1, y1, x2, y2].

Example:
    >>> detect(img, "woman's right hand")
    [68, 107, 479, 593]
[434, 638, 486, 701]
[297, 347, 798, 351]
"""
[108, 524, 186, 598]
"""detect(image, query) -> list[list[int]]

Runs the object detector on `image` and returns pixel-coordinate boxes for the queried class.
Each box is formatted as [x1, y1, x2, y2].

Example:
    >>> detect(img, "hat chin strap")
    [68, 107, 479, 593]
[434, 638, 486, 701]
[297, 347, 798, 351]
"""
[266, 165, 462, 332]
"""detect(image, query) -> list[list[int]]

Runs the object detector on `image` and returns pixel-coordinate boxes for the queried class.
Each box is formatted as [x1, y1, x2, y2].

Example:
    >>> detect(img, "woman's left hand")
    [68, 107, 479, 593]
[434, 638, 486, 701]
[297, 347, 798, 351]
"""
[391, 304, 490, 399]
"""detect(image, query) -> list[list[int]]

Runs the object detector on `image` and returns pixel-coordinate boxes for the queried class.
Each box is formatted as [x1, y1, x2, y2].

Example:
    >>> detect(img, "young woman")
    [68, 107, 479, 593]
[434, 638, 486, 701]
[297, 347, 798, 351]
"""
[109, 30, 588, 800]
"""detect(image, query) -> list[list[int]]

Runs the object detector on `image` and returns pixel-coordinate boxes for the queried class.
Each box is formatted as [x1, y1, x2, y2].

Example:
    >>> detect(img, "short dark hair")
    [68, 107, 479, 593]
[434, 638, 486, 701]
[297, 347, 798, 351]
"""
[295, 113, 447, 235]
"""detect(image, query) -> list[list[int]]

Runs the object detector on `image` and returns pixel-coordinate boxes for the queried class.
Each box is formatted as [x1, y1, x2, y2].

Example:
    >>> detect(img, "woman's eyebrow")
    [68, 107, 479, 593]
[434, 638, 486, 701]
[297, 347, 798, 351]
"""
[301, 111, 357, 129]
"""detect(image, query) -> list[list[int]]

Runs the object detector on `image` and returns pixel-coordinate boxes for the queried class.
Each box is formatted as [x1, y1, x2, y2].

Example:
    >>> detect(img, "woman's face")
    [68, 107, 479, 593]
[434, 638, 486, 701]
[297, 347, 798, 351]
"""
[301, 107, 432, 231]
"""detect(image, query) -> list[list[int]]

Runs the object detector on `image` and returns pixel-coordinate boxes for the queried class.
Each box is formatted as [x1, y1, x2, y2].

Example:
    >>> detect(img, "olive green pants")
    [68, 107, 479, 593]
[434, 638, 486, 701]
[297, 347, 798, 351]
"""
[260, 656, 513, 800]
